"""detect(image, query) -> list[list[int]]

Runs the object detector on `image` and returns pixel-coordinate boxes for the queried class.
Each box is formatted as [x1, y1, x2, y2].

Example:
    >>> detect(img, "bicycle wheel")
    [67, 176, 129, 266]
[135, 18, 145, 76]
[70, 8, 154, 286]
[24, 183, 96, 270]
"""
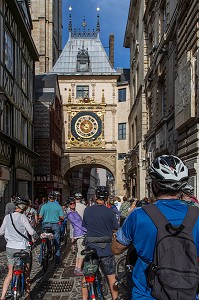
[13, 275, 22, 300]
[42, 242, 48, 272]
[97, 267, 108, 297]
[116, 255, 126, 277]
[116, 256, 128, 296]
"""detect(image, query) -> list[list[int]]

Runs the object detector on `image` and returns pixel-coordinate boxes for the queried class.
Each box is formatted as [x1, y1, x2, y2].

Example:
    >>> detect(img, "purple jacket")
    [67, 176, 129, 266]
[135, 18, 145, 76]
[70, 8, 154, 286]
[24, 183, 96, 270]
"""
[67, 211, 87, 238]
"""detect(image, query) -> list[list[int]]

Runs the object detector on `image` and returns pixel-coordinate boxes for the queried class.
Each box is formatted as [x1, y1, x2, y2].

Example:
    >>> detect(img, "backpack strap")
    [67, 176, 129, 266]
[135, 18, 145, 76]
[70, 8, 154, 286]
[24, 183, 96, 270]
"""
[142, 204, 169, 228]
[182, 205, 199, 234]
[143, 203, 199, 236]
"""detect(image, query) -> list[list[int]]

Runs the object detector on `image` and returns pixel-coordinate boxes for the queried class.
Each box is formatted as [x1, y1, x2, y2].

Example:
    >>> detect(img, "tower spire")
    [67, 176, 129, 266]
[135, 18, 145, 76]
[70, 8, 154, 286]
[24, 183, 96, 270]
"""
[96, 14, 100, 35]
[68, 5, 72, 38]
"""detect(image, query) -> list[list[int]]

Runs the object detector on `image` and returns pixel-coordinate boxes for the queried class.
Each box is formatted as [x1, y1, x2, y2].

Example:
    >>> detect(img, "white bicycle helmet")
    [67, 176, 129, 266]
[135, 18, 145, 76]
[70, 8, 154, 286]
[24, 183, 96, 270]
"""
[74, 192, 82, 199]
[14, 196, 29, 211]
[181, 184, 194, 196]
[149, 155, 188, 191]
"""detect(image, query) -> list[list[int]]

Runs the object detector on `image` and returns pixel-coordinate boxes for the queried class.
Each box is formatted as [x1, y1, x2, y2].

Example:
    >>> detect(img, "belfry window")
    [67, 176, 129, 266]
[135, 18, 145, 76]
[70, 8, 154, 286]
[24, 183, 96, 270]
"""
[77, 47, 89, 72]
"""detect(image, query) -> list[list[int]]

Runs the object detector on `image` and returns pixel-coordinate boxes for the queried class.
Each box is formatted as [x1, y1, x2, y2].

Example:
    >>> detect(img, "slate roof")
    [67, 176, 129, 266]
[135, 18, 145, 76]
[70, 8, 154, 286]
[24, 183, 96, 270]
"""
[50, 33, 120, 75]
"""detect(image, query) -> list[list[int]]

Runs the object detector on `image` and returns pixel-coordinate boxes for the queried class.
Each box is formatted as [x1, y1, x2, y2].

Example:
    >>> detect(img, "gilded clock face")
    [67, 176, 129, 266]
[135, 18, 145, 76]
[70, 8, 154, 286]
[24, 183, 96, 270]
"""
[71, 112, 102, 140]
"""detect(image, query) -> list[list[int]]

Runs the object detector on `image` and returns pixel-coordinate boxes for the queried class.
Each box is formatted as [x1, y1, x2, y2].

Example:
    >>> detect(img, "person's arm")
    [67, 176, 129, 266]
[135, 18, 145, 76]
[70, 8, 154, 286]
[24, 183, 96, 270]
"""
[111, 236, 128, 255]
[22, 214, 36, 236]
[59, 206, 64, 221]
[38, 205, 44, 221]
[0, 216, 7, 235]
[112, 211, 136, 255]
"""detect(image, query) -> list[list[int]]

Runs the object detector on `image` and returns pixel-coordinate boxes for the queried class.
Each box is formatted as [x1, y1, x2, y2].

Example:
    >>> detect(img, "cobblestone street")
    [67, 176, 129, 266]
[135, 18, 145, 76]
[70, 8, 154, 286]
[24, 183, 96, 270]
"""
[0, 236, 125, 300]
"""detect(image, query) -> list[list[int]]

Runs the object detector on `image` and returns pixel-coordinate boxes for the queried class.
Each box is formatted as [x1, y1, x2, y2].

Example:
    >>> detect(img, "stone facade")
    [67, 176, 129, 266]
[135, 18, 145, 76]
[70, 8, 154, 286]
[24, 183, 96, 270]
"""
[124, 0, 199, 198]
[29, 0, 62, 74]
[34, 74, 63, 200]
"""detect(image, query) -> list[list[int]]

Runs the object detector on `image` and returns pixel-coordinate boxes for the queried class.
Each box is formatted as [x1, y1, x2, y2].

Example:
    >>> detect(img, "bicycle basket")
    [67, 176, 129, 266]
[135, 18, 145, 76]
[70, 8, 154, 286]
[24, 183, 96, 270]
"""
[40, 232, 54, 240]
[83, 261, 98, 275]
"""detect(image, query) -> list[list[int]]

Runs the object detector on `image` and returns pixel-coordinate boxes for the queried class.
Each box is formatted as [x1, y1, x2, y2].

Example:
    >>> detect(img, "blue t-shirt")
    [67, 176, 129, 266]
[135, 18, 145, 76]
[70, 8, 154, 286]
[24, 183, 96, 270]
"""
[82, 204, 119, 257]
[116, 200, 199, 300]
[39, 201, 63, 223]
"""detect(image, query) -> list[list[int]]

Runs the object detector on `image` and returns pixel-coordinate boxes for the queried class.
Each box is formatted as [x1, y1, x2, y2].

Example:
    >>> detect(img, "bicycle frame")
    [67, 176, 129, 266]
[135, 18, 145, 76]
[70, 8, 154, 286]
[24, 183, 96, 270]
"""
[84, 272, 104, 300]
[82, 248, 107, 300]
[40, 228, 54, 271]
[11, 250, 30, 300]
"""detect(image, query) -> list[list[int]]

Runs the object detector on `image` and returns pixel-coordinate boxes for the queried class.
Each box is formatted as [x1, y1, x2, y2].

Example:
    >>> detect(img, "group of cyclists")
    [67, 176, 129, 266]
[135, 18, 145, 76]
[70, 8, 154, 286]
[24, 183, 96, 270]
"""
[0, 154, 199, 300]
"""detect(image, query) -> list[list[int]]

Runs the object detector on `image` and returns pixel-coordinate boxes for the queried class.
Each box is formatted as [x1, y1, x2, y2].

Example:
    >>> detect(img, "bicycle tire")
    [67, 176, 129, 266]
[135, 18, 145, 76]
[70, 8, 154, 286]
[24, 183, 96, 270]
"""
[98, 267, 108, 297]
[29, 251, 33, 273]
[42, 242, 48, 272]
[116, 256, 127, 276]
[13, 275, 22, 300]
[116, 256, 128, 295]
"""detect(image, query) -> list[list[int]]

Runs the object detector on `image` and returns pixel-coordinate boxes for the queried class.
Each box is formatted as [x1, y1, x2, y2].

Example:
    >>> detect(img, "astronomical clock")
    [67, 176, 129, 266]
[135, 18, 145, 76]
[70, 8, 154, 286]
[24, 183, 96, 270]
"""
[67, 97, 105, 148]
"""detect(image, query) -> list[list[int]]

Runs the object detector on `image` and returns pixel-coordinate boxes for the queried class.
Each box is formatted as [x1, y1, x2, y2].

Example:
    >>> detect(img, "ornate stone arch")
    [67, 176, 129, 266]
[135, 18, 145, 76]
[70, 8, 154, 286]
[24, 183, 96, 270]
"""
[62, 153, 116, 178]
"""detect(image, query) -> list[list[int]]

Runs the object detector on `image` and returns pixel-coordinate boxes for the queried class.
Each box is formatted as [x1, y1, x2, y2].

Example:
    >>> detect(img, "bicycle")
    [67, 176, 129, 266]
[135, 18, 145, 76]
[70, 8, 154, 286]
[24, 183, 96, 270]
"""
[115, 245, 137, 299]
[11, 250, 31, 300]
[81, 248, 109, 300]
[40, 227, 55, 272]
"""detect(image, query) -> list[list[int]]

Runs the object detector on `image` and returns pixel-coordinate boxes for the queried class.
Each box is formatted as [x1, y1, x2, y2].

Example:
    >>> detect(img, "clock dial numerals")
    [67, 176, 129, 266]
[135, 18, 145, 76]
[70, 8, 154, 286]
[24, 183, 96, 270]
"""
[71, 112, 102, 140]
[75, 115, 98, 138]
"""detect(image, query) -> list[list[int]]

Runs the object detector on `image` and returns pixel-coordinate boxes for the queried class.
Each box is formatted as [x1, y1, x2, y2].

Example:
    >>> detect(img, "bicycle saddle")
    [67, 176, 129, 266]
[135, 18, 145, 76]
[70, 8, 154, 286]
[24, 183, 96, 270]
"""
[13, 251, 30, 259]
[81, 248, 97, 256]
[43, 227, 54, 233]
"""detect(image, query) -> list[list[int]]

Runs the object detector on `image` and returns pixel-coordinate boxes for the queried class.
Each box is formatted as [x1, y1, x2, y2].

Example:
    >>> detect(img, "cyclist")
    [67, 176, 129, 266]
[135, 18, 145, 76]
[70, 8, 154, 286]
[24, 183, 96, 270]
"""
[82, 186, 119, 300]
[60, 202, 68, 241]
[66, 198, 87, 275]
[111, 155, 199, 300]
[74, 192, 86, 219]
[39, 191, 64, 266]
[25, 199, 38, 229]
[119, 196, 131, 226]
[5, 194, 16, 215]
[180, 184, 199, 206]
[0, 196, 37, 300]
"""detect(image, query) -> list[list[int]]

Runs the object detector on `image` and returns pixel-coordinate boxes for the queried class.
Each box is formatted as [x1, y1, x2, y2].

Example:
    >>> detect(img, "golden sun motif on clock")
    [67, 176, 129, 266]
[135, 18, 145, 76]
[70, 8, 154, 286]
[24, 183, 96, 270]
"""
[71, 112, 102, 141]
[75, 115, 98, 138]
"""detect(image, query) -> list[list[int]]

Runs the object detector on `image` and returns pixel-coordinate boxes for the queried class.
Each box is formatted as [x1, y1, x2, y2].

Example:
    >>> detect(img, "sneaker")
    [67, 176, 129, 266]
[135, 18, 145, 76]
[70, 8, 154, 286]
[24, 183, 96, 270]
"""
[74, 268, 84, 276]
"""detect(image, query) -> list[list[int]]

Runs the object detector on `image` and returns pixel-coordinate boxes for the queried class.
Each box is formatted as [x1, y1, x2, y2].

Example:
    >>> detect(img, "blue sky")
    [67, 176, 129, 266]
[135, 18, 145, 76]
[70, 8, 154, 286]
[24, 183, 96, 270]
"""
[62, 0, 130, 69]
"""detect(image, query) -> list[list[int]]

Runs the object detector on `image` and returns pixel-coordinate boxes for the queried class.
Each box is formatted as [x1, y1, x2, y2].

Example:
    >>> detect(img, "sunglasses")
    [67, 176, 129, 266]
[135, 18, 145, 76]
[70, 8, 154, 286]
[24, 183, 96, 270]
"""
[69, 202, 75, 205]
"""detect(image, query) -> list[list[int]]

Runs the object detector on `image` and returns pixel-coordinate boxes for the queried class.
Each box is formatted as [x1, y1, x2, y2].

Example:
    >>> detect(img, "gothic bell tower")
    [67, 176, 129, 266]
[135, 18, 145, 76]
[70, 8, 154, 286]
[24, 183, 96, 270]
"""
[29, 0, 62, 74]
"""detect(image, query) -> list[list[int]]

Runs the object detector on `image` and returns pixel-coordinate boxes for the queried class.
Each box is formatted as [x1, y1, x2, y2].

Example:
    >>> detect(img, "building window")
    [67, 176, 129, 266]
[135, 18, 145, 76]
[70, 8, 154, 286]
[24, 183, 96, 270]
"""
[4, 102, 12, 136]
[161, 1, 167, 34]
[5, 29, 14, 74]
[118, 88, 126, 102]
[76, 85, 89, 98]
[21, 116, 28, 146]
[22, 58, 28, 94]
[118, 123, 126, 140]
[77, 47, 89, 72]
[118, 153, 126, 160]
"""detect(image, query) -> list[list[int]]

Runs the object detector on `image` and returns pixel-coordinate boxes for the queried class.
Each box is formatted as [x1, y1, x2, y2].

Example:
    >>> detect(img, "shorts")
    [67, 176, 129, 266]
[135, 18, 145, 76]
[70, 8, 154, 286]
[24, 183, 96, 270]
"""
[6, 247, 30, 265]
[100, 255, 116, 275]
[76, 237, 85, 259]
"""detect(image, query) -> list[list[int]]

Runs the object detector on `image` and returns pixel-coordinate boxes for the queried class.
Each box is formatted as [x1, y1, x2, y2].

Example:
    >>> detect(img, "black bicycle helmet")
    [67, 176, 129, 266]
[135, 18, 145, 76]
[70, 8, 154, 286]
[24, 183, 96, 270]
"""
[65, 197, 75, 206]
[48, 191, 60, 200]
[14, 196, 29, 211]
[149, 155, 188, 192]
[96, 186, 109, 201]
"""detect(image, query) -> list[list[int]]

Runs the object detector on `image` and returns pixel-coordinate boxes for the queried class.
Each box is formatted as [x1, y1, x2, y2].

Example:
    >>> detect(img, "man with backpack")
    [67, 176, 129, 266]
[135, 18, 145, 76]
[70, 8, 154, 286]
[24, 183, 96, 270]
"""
[112, 155, 199, 300]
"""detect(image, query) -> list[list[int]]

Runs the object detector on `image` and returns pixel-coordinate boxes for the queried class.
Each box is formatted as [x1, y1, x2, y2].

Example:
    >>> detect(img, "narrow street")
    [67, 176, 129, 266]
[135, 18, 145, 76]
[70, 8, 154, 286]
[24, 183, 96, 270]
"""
[0, 236, 125, 300]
